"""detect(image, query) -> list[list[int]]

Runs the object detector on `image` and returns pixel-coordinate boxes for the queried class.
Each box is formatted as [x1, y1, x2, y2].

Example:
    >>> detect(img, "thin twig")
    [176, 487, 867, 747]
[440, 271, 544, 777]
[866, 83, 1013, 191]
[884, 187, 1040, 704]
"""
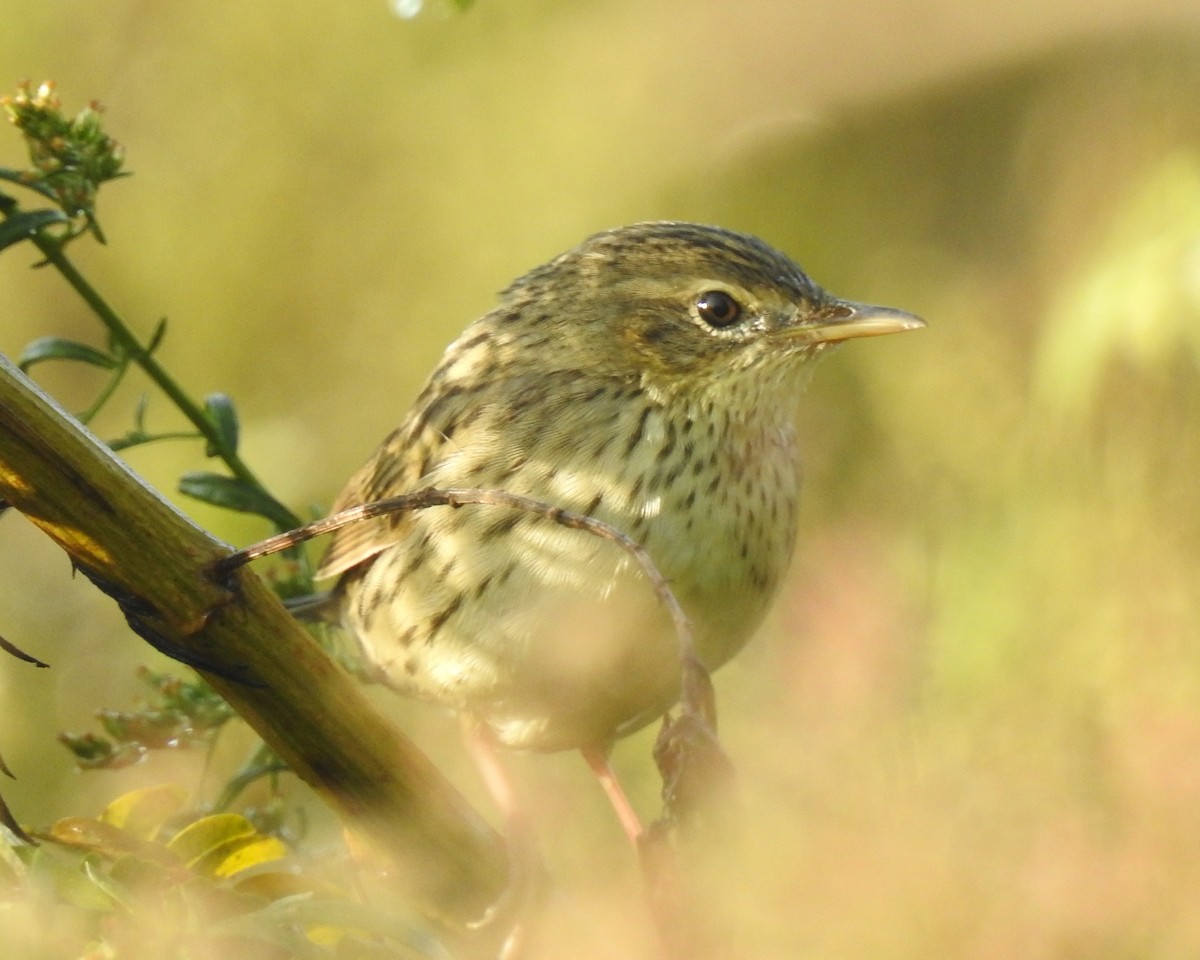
[213, 486, 705, 712]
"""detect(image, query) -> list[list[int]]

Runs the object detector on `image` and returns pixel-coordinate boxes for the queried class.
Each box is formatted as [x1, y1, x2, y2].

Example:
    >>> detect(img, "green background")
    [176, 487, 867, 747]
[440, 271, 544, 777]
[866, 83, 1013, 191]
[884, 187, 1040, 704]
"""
[3, 1, 1200, 955]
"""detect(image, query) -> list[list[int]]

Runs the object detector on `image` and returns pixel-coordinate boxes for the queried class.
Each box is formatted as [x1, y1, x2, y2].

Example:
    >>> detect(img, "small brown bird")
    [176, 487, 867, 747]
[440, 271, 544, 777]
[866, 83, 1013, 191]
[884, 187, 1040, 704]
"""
[317, 221, 922, 835]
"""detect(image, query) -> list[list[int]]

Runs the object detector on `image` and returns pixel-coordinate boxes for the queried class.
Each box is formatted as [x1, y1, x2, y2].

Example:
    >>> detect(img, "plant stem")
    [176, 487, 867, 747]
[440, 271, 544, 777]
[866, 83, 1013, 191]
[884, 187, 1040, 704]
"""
[77, 356, 130, 424]
[30, 230, 303, 531]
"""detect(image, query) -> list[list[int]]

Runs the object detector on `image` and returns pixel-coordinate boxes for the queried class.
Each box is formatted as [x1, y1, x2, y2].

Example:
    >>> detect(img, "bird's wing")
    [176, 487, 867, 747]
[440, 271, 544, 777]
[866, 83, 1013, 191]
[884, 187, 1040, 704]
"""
[315, 344, 606, 581]
[314, 417, 439, 580]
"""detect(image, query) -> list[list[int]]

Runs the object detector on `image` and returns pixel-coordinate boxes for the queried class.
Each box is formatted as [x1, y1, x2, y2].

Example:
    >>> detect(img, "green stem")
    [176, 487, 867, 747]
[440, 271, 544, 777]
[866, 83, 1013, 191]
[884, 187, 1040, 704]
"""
[0, 167, 57, 202]
[77, 357, 130, 424]
[109, 430, 202, 452]
[29, 230, 303, 530]
[213, 741, 289, 812]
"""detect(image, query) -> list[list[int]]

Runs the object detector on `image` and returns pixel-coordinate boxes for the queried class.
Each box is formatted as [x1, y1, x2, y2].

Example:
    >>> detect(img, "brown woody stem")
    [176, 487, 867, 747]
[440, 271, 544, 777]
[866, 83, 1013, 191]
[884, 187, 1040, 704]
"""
[0, 354, 507, 930]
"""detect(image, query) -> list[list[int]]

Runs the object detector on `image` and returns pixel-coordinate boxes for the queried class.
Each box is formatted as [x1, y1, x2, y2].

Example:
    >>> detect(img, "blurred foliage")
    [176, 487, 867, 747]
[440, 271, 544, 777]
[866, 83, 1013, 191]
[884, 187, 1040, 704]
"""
[1036, 148, 1200, 410]
[58, 669, 235, 771]
[2, 787, 445, 960]
[1, 1, 1200, 957]
[1, 83, 372, 955]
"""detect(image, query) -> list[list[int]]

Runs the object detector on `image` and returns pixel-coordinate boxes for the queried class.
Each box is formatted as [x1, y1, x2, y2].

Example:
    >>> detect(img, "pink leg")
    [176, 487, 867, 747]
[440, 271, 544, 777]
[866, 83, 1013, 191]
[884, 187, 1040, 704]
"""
[460, 717, 540, 958]
[580, 741, 644, 846]
[462, 716, 524, 830]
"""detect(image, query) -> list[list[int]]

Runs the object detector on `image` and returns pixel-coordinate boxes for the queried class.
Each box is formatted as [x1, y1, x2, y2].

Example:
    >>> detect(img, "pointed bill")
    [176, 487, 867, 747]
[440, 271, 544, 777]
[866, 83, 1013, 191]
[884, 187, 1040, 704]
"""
[790, 299, 926, 344]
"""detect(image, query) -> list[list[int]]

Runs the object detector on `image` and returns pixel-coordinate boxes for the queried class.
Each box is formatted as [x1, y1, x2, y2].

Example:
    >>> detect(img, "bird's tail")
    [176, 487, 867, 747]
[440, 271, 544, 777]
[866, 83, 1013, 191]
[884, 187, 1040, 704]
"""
[282, 590, 341, 623]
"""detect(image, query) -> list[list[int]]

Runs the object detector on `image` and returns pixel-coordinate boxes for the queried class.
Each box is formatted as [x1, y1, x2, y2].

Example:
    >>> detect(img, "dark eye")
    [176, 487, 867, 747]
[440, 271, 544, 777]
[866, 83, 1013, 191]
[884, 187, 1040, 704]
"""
[695, 290, 742, 328]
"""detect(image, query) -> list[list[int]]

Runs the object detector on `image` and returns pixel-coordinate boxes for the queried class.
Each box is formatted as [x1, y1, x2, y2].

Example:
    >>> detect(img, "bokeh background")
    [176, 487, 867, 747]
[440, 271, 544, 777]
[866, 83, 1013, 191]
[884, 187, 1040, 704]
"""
[3, 0, 1200, 956]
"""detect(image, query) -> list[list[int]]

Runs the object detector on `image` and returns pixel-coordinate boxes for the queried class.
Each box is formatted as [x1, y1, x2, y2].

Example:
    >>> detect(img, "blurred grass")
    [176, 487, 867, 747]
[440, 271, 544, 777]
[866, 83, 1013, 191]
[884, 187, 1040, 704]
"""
[2, 2, 1200, 957]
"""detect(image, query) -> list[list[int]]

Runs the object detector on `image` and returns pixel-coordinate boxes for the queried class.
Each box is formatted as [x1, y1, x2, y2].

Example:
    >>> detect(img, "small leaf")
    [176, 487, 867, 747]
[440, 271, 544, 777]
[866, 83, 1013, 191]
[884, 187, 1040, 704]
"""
[168, 813, 255, 866]
[46, 817, 181, 867]
[0, 815, 31, 872]
[203, 392, 239, 456]
[59, 731, 117, 765]
[51, 854, 123, 911]
[168, 813, 286, 878]
[100, 784, 187, 841]
[179, 472, 271, 514]
[0, 788, 35, 845]
[233, 870, 329, 902]
[257, 896, 452, 957]
[146, 316, 168, 353]
[0, 207, 68, 252]
[17, 335, 118, 372]
[81, 856, 135, 912]
[132, 392, 150, 431]
[179, 472, 297, 529]
[207, 834, 288, 879]
[107, 851, 178, 894]
[0, 632, 49, 668]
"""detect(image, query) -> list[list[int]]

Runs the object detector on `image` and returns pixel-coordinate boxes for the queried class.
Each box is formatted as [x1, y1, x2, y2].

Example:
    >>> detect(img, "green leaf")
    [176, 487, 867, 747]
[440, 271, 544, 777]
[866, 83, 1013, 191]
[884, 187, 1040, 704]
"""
[81, 856, 136, 912]
[178, 472, 296, 530]
[254, 896, 453, 958]
[203, 393, 239, 457]
[0, 207, 68, 252]
[16, 335, 118, 373]
[131, 393, 150, 432]
[146, 317, 168, 353]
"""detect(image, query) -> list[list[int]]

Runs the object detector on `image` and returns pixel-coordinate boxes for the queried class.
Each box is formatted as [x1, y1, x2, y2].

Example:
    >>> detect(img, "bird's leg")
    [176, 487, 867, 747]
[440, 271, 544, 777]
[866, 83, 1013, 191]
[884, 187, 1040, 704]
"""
[462, 715, 525, 833]
[580, 741, 644, 847]
[460, 715, 544, 957]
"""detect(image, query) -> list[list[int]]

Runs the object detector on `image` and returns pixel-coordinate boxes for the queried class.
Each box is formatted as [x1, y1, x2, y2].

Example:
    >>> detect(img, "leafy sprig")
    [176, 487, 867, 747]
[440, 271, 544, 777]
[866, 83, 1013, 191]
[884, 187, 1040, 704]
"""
[0, 79, 125, 244]
[1, 82, 309, 846]
[0, 81, 302, 533]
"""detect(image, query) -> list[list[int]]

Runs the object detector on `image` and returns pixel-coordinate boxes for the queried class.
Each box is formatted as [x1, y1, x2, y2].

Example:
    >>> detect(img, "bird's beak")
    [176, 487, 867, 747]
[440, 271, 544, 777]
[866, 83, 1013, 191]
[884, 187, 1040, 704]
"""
[788, 299, 926, 344]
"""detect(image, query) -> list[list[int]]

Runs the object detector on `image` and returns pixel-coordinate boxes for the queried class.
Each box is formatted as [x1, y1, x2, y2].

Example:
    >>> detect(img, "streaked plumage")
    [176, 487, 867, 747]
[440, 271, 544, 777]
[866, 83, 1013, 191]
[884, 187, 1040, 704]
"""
[319, 222, 922, 751]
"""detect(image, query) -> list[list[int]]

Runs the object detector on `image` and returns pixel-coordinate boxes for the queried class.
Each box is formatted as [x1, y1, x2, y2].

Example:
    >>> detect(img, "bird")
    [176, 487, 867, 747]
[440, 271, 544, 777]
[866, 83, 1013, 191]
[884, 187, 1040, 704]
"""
[315, 221, 923, 840]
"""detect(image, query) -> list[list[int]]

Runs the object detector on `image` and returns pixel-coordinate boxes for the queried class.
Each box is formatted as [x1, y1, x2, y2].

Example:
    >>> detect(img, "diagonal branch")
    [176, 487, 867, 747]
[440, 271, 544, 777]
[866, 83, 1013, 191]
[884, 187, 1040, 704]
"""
[0, 353, 506, 928]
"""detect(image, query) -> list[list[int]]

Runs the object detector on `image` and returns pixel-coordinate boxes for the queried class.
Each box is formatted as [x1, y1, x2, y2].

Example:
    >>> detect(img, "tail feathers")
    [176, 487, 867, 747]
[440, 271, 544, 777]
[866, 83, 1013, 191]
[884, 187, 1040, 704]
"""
[283, 590, 341, 623]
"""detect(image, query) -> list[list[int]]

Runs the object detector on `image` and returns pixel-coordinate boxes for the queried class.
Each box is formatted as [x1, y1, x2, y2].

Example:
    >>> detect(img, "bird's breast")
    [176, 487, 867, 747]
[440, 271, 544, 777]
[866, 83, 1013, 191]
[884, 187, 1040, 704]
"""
[341, 388, 803, 750]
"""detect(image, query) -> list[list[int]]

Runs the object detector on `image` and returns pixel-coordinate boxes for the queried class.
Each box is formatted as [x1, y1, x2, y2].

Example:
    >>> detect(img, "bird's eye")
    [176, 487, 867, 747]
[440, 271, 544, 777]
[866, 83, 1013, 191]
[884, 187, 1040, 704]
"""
[695, 290, 742, 328]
